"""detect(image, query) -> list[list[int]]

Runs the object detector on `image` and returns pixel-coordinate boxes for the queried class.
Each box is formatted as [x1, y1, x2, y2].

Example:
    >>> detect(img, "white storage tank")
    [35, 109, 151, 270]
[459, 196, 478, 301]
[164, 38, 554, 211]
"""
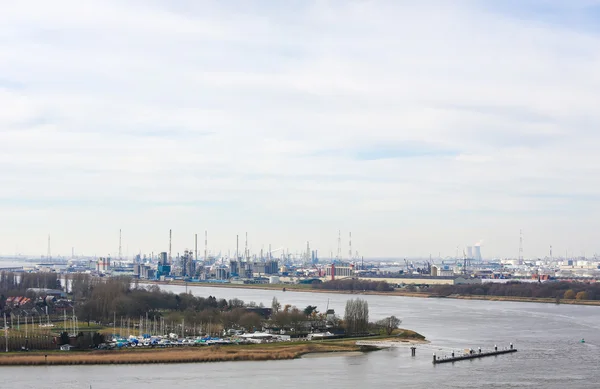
[269, 276, 280, 284]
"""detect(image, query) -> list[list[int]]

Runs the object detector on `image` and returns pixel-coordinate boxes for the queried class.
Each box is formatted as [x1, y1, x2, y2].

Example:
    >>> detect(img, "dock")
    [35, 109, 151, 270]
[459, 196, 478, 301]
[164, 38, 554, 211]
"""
[433, 344, 517, 364]
[0, 266, 23, 272]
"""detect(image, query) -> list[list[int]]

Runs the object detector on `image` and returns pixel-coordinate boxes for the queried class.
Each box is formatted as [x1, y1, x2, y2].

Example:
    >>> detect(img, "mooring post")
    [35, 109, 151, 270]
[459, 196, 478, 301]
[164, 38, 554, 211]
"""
[478, 347, 481, 354]
[510, 343, 513, 350]
[451, 351, 454, 358]
[494, 345, 497, 352]
[411, 347, 416, 357]
[433, 353, 436, 363]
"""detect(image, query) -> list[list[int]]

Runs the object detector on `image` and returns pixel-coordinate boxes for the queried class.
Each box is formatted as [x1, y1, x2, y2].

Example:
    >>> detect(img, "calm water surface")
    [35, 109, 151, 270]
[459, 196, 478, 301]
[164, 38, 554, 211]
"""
[1, 285, 598, 388]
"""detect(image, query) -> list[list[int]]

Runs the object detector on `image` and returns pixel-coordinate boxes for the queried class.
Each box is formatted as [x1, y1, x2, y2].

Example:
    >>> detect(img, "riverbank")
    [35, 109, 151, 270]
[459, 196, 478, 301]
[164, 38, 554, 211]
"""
[0, 340, 383, 366]
[145, 280, 429, 298]
[148, 281, 600, 306]
[445, 294, 600, 306]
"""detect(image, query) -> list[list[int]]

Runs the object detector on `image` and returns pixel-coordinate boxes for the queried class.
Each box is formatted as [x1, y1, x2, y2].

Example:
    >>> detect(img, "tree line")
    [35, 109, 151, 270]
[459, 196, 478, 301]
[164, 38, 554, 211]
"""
[429, 281, 600, 300]
[312, 279, 394, 292]
[0, 272, 62, 295]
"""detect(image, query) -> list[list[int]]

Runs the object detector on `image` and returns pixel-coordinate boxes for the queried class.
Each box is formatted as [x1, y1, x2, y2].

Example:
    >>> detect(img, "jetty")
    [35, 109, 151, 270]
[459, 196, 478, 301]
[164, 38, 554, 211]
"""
[433, 344, 517, 364]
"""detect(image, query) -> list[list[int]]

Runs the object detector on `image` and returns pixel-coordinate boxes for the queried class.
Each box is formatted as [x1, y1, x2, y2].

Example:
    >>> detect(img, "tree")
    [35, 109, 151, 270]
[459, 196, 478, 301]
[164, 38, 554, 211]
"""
[289, 308, 306, 333]
[564, 289, 576, 299]
[220, 308, 244, 330]
[344, 298, 369, 335]
[303, 305, 318, 317]
[271, 311, 292, 329]
[377, 316, 402, 335]
[576, 291, 589, 300]
[228, 298, 245, 308]
[92, 332, 105, 347]
[59, 331, 70, 346]
[271, 297, 281, 314]
[239, 312, 262, 331]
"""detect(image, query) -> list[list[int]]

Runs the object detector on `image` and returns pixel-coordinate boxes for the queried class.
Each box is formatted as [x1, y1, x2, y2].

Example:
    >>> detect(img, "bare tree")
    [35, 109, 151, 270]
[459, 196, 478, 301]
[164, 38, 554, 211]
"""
[239, 312, 262, 331]
[344, 298, 369, 335]
[376, 316, 402, 335]
[271, 297, 281, 314]
[228, 298, 245, 308]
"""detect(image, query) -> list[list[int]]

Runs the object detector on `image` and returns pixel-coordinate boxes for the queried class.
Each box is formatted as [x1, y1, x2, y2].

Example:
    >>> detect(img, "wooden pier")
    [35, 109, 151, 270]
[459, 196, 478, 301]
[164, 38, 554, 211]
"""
[433, 344, 517, 364]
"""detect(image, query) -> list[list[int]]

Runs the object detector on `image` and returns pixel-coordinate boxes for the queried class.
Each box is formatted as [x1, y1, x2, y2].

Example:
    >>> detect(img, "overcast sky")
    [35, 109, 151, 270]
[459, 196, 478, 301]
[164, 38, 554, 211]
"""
[1, 1, 599, 260]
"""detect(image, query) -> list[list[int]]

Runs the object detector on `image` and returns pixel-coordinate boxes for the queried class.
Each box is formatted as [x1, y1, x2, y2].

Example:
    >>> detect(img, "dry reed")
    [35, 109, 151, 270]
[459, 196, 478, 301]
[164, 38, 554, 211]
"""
[0, 342, 364, 366]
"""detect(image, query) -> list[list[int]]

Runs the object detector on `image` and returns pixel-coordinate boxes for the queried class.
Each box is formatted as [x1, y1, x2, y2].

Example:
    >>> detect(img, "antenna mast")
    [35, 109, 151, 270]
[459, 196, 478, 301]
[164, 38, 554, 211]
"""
[194, 233, 198, 262]
[204, 230, 208, 263]
[118, 229, 122, 260]
[47, 235, 51, 260]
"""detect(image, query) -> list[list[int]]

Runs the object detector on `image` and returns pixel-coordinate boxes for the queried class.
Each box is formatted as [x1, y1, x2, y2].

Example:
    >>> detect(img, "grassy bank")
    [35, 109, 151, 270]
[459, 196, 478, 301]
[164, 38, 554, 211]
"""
[149, 281, 600, 306]
[0, 341, 379, 366]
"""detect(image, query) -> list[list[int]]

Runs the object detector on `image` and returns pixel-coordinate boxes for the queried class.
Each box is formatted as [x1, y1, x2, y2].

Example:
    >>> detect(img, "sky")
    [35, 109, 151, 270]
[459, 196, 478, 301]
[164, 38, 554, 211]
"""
[1, 0, 600, 260]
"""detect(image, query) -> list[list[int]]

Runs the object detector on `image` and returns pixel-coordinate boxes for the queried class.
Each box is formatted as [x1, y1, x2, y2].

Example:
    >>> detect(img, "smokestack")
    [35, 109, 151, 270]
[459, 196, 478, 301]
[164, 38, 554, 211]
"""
[204, 230, 207, 263]
[349, 232, 352, 263]
[169, 229, 172, 264]
[195, 234, 198, 262]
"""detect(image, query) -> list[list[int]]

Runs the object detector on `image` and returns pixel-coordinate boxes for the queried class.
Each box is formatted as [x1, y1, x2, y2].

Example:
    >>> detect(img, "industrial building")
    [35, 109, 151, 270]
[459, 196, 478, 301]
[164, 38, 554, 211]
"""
[357, 276, 482, 286]
[431, 265, 455, 277]
[326, 264, 355, 279]
[251, 260, 278, 275]
[96, 257, 110, 272]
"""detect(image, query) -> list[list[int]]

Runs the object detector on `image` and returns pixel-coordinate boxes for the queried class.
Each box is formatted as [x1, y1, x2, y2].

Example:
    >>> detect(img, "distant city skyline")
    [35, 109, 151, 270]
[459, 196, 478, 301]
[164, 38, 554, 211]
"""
[1, 1, 599, 258]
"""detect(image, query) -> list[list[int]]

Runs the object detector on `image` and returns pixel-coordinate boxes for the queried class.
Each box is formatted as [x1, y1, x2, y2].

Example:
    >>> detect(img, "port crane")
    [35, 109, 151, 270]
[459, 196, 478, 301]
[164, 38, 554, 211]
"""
[267, 247, 284, 260]
[462, 250, 471, 275]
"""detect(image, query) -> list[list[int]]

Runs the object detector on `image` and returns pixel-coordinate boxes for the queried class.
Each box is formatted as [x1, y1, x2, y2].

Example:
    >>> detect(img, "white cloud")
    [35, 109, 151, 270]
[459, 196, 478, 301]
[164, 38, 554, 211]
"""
[0, 1, 599, 258]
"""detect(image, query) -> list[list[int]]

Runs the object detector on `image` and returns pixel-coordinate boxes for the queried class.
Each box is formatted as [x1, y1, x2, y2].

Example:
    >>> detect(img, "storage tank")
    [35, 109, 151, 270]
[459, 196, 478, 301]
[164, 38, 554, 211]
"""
[269, 276, 280, 284]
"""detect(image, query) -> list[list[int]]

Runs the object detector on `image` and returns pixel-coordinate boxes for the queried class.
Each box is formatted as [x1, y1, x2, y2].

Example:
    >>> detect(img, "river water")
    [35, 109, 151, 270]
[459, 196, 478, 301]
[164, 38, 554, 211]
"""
[1, 285, 598, 388]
